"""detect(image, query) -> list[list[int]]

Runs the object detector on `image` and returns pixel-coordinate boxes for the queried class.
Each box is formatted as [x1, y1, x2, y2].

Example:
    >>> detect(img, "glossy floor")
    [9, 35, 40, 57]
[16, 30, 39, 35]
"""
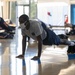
[0, 28, 75, 75]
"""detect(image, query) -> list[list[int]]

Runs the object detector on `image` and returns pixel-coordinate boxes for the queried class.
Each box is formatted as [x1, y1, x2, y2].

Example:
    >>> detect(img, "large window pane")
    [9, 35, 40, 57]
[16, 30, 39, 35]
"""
[24, 6, 29, 16]
[30, 0, 37, 19]
[10, 1, 16, 23]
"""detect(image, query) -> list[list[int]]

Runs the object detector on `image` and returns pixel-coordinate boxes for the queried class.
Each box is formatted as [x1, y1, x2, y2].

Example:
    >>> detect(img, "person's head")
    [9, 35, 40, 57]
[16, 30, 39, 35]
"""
[19, 14, 30, 29]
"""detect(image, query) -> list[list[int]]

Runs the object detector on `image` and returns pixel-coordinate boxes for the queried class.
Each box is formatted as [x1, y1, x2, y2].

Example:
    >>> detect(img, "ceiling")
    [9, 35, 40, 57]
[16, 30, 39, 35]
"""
[0, 0, 75, 4]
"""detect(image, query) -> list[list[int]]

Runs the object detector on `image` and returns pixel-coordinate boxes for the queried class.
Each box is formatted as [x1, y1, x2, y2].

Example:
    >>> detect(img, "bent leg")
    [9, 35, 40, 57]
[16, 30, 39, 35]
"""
[60, 39, 75, 46]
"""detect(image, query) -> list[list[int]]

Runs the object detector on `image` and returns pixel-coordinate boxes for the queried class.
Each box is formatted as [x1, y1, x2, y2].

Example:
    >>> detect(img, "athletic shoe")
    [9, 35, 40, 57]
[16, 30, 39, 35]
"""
[70, 41, 75, 46]
[67, 45, 75, 54]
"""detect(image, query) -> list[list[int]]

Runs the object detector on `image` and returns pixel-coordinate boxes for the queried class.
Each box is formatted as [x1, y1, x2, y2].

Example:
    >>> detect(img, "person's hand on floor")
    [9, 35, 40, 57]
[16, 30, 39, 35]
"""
[31, 56, 40, 60]
[16, 54, 24, 59]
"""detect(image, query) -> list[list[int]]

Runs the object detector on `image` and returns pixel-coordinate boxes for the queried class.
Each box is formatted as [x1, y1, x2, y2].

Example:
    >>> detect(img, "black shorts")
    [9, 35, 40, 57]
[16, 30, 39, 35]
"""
[43, 28, 60, 45]
[40, 20, 60, 45]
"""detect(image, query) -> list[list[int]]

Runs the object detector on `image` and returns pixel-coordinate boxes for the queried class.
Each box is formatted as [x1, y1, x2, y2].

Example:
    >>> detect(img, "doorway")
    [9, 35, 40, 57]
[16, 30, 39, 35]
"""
[16, 5, 29, 27]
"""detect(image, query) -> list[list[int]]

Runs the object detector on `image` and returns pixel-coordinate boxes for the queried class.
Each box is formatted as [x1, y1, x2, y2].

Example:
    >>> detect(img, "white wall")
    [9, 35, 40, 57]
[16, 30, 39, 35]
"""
[37, 2, 69, 26]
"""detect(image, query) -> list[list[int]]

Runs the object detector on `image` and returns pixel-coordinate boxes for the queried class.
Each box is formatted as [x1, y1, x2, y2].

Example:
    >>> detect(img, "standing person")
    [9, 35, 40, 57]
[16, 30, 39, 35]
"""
[16, 14, 75, 60]
[64, 15, 75, 29]
[0, 17, 15, 34]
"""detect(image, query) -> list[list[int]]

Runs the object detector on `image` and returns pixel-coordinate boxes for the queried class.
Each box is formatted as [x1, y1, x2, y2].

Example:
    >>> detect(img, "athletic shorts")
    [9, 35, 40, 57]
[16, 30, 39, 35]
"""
[39, 20, 60, 45]
[43, 29, 60, 45]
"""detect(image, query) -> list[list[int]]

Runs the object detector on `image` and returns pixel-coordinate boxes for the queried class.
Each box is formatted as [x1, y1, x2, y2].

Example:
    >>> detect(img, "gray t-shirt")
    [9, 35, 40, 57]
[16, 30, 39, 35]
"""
[21, 19, 47, 40]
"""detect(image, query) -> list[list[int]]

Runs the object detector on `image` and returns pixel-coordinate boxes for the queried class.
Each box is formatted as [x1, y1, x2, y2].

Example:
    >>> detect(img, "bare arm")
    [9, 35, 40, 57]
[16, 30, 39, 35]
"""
[31, 35, 42, 60]
[22, 35, 27, 55]
[16, 35, 27, 58]
[37, 35, 42, 58]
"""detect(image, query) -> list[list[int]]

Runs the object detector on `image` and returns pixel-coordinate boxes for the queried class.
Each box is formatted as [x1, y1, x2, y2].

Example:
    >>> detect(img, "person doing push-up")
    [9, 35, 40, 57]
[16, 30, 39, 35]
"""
[16, 14, 75, 60]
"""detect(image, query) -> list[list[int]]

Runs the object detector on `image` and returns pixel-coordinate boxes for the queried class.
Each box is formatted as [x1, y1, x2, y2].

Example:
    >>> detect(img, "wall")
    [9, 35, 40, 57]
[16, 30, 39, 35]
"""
[0, 1, 3, 17]
[2, 1, 9, 19]
[37, 2, 69, 26]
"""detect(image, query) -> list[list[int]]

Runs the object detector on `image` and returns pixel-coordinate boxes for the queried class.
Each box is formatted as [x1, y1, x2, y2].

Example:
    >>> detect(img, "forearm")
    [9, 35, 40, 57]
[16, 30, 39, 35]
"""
[22, 36, 26, 55]
[38, 40, 42, 58]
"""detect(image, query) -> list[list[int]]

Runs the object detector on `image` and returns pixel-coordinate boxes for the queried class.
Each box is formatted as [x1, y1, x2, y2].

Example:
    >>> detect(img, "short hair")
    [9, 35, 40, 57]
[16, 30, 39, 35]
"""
[19, 14, 29, 23]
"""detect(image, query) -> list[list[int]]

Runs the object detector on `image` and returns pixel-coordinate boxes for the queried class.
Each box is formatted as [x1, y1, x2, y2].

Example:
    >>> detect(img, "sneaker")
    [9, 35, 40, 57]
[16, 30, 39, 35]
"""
[67, 45, 75, 54]
[70, 41, 75, 46]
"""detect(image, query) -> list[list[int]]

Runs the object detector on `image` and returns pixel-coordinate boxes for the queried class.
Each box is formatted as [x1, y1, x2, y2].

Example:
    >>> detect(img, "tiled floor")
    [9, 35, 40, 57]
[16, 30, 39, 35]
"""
[0, 28, 75, 75]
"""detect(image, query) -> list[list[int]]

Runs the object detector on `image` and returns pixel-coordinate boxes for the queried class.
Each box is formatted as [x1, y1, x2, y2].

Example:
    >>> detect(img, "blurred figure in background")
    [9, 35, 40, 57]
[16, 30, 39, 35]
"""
[0, 17, 15, 34]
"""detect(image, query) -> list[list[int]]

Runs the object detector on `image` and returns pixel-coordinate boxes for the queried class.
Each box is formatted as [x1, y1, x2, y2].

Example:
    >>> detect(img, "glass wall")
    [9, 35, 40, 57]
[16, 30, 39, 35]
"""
[30, 0, 37, 19]
[9, 1, 16, 23]
[16, 0, 30, 27]
[15, 0, 37, 26]
[16, 0, 37, 18]
[1, 0, 37, 24]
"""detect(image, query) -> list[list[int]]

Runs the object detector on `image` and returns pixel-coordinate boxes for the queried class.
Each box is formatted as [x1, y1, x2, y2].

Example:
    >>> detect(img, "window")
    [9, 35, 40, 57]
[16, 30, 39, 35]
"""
[9, 1, 16, 23]
[30, 0, 37, 19]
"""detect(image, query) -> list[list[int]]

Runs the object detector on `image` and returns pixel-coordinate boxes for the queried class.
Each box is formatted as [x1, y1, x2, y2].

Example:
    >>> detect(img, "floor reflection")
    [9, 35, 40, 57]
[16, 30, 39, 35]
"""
[0, 28, 75, 75]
